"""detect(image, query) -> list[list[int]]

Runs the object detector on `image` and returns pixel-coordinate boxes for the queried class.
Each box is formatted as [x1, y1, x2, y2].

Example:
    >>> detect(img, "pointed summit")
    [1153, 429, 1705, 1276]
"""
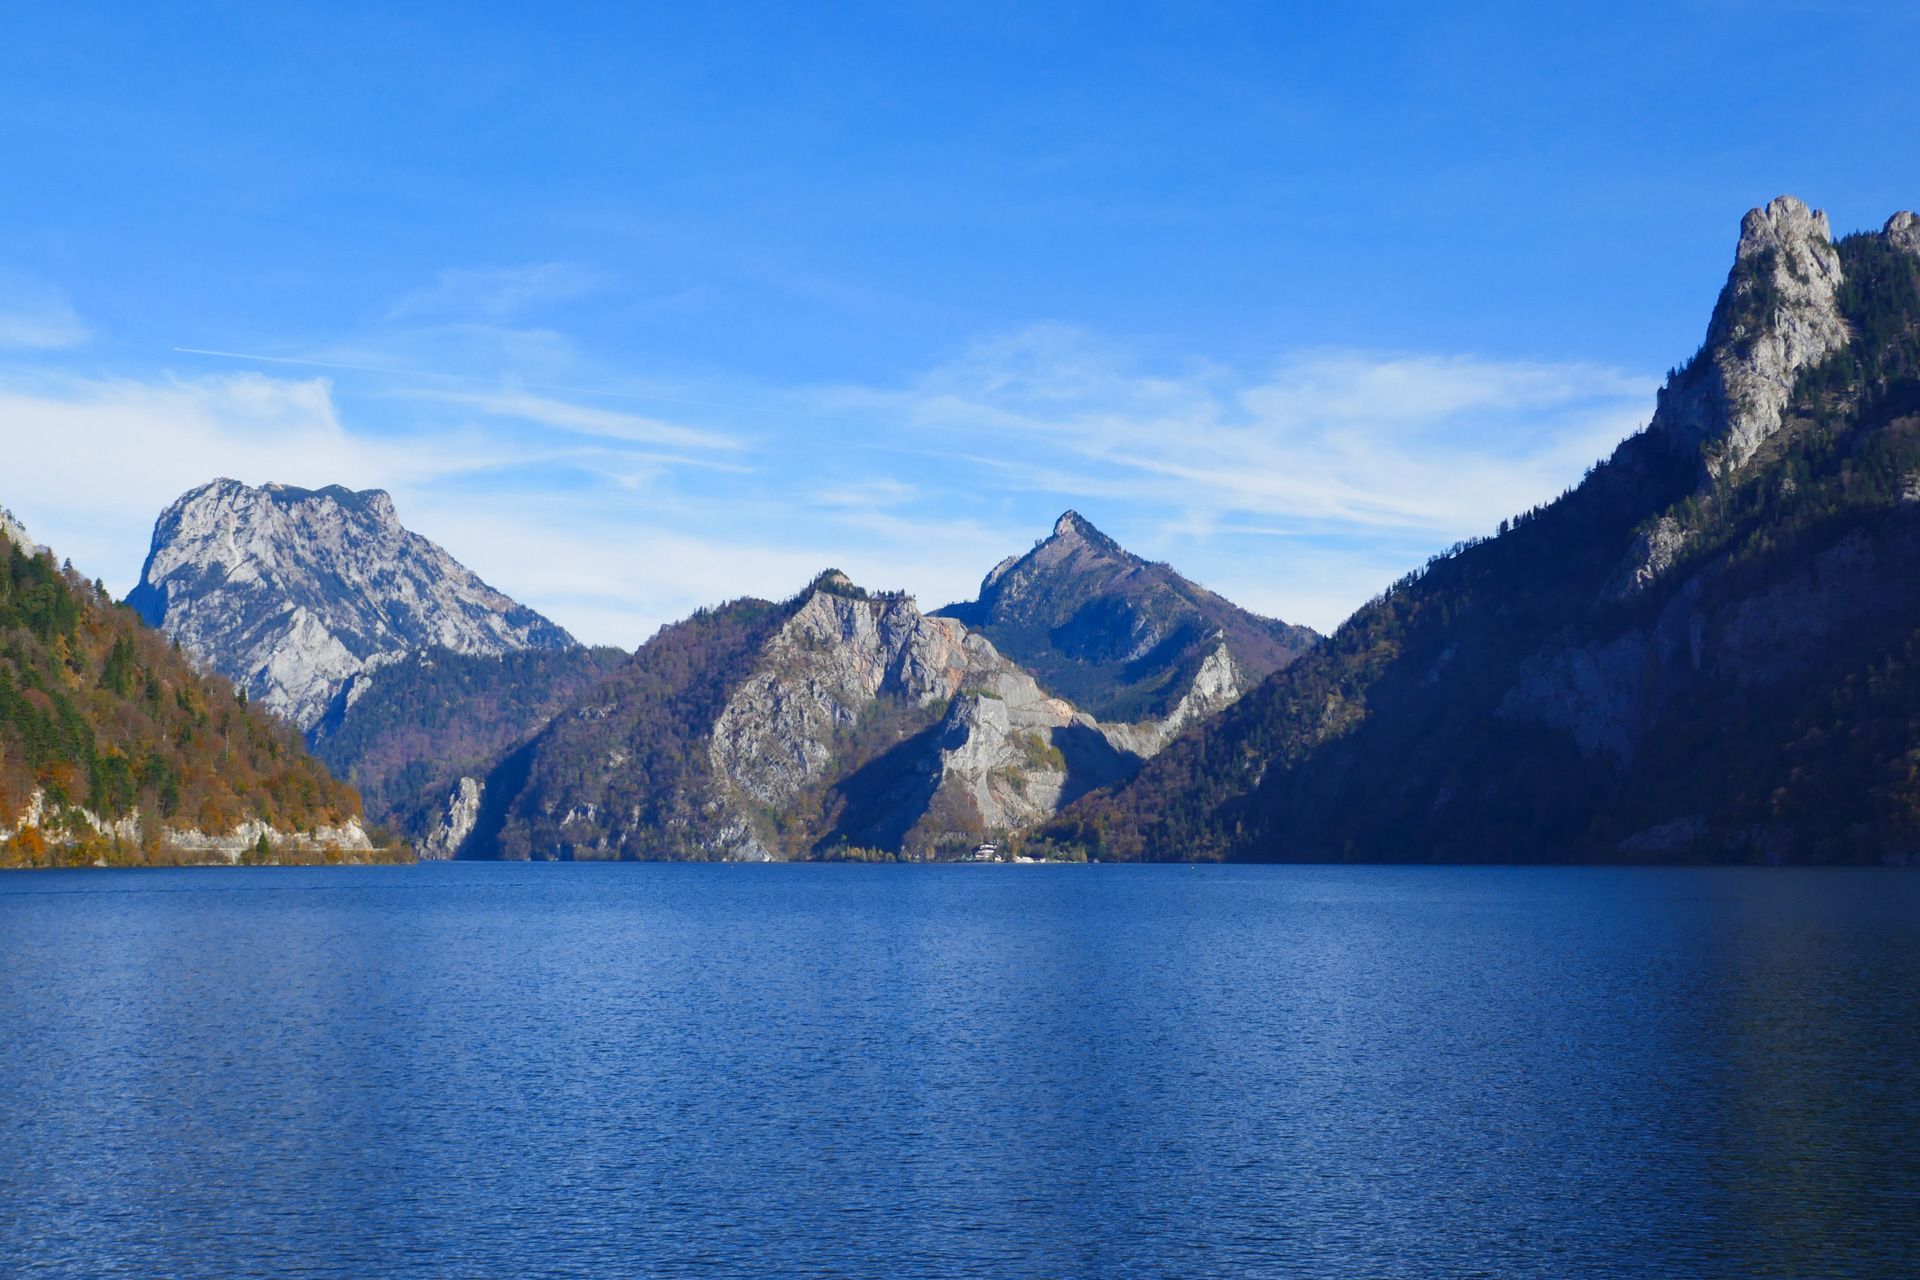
[1046, 509, 1125, 557]
[936, 512, 1316, 721]
[1649, 194, 1849, 477]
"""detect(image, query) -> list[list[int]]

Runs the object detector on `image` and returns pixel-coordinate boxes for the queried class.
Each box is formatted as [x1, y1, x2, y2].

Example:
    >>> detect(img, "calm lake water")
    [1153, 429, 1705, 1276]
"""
[2, 863, 1917, 1278]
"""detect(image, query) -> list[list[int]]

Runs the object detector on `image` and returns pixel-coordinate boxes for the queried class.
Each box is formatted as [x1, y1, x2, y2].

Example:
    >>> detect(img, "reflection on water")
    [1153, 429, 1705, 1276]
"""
[1, 864, 1916, 1277]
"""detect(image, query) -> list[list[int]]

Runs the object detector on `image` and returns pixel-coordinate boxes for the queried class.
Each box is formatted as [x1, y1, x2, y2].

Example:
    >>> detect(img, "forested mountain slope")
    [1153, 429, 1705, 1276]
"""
[1051, 198, 1920, 865]
[449, 571, 1208, 861]
[307, 643, 628, 840]
[0, 509, 387, 867]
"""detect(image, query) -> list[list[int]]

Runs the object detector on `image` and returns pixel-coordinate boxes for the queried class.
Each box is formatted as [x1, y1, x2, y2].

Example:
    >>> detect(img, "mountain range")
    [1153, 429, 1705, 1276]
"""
[62, 474, 1310, 862]
[6, 195, 1916, 867]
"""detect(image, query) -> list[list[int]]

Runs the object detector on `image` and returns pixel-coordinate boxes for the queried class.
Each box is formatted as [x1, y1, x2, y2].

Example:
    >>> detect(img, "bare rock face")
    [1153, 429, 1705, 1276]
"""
[421, 776, 484, 859]
[709, 587, 982, 812]
[1608, 514, 1693, 599]
[0, 787, 374, 864]
[928, 678, 1080, 833]
[704, 582, 1099, 850]
[1613, 196, 1850, 598]
[0, 506, 40, 554]
[1100, 641, 1243, 757]
[1888, 210, 1920, 257]
[129, 479, 574, 728]
[1658, 196, 1848, 477]
[1640, 197, 1846, 477]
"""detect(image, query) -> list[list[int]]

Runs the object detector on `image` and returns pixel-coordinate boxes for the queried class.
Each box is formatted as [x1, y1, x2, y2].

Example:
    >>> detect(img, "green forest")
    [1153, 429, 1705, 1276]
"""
[0, 535, 375, 866]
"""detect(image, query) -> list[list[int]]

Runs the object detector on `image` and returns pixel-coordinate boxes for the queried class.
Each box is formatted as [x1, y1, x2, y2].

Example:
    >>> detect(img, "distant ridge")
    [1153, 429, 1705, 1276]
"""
[937, 509, 1317, 722]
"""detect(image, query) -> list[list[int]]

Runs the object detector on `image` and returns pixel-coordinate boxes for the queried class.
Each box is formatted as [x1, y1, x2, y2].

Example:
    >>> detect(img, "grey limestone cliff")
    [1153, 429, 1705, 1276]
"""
[129, 479, 574, 728]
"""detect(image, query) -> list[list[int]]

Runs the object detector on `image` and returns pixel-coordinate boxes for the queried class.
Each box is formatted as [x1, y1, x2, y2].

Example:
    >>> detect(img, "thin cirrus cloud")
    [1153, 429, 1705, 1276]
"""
[0, 309, 1664, 646]
[0, 367, 738, 620]
[824, 326, 1657, 541]
[0, 278, 91, 351]
[385, 262, 604, 322]
[420, 387, 748, 456]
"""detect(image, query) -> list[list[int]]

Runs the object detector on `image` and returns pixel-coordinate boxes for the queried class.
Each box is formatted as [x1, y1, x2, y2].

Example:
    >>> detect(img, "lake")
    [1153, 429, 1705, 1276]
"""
[2, 863, 1916, 1277]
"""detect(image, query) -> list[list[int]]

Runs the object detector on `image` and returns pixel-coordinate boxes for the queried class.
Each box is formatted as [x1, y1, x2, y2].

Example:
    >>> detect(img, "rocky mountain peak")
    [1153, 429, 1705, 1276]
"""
[1051, 509, 1104, 541]
[936, 511, 1316, 722]
[1650, 194, 1849, 479]
[129, 477, 575, 729]
[261, 481, 400, 525]
[1735, 195, 1833, 262]
[1043, 509, 1126, 558]
[1888, 211, 1920, 256]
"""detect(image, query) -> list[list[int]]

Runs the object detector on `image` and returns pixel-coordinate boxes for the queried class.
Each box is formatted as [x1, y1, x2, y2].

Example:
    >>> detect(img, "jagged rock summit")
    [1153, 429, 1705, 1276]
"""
[937, 509, 1317, 722]
[129, 478, 574, 728]
[1650, 194, 1849, 479]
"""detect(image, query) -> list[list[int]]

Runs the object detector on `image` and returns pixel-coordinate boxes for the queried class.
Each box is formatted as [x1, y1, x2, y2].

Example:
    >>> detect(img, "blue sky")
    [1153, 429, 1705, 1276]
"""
[3, 1, 1918, 645]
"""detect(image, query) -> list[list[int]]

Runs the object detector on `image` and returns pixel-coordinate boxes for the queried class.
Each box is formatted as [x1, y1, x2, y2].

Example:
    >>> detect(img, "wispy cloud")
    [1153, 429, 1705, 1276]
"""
[0, 320, 1662, 646]
[0, 369, 741, 623]
[821, 326, 1654, 540]
[0, 278, 90, 350]
[424, 388, 746, 454]
[386, 262, 602, 322]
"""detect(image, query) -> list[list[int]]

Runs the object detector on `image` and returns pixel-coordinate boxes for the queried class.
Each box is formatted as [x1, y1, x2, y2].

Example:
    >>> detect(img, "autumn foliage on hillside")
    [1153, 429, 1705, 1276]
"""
[0, 536, 361, 864]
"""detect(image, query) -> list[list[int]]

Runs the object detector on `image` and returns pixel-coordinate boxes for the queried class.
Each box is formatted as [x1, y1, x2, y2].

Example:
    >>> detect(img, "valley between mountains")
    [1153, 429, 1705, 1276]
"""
[7, 195, 1920, 866]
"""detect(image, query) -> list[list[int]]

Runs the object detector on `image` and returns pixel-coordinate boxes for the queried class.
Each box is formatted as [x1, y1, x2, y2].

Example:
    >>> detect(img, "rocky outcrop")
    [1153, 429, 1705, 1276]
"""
[1608, 514, 1692, 599]
[1101, 641, 1243, 757]
[421, 776, 483, 859]
[701, 578, 1126, 855]
[0, 788, 377, 866]
[1888, 210, 1920, 257]
[709, 581, 984, 814]
[0, 506, 42, 554]
[936, 510, 1315, 722]
[129, 479, 574, 728]
[1, 789, 142, 848]
[1612, 197, 1851, 598]
[162, 817, 375, 860]
[1657, 196, 1848, 477]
